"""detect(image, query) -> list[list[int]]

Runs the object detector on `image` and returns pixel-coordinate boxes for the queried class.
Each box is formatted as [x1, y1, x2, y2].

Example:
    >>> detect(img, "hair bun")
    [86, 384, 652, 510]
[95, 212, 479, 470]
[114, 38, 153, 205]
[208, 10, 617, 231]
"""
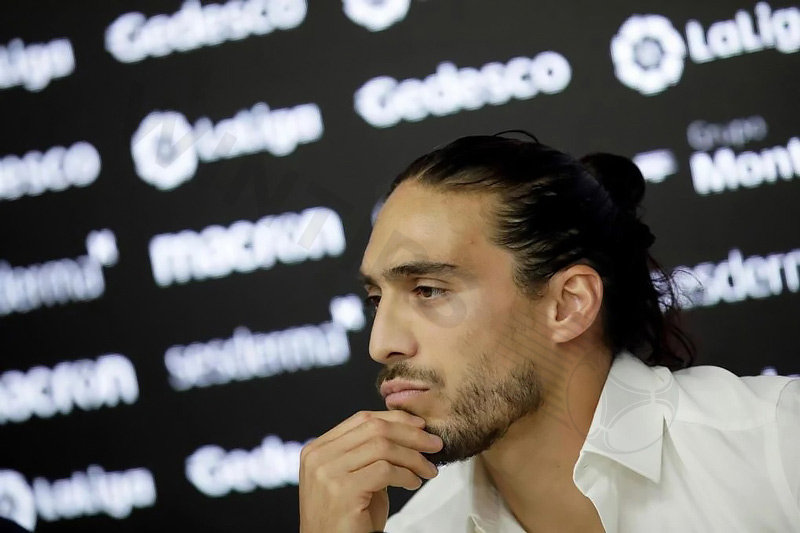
[579, 152, 646, 216]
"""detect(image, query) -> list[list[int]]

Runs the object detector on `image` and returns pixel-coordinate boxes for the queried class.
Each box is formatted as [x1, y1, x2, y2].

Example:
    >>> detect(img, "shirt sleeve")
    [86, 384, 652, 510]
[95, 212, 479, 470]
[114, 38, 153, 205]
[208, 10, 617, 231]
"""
[777, 377, 800, 509]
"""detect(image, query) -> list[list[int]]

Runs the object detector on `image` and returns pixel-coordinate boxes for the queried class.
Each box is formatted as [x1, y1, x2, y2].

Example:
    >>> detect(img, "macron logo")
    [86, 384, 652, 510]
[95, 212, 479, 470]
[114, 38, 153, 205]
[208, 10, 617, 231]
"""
[0, 470, 36, 531]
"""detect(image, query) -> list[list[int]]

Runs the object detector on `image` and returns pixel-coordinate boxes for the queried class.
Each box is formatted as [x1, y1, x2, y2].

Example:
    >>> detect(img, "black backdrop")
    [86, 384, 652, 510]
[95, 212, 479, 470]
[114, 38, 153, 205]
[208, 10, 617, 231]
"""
[1, 1, 798, 531]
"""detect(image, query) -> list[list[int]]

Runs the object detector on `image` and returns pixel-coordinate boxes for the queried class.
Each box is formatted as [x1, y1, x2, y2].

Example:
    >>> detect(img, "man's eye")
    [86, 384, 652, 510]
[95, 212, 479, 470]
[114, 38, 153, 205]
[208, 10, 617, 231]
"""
[414, 286, 447, 299]
[362, 287, 447, 315]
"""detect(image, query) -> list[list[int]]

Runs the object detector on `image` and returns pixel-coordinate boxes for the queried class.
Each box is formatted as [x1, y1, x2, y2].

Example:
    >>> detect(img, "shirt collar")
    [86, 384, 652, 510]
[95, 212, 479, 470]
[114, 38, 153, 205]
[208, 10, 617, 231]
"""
[468, 453, 515, 533]
[577, 350, 676, 484]
[466, 350, 676, 532]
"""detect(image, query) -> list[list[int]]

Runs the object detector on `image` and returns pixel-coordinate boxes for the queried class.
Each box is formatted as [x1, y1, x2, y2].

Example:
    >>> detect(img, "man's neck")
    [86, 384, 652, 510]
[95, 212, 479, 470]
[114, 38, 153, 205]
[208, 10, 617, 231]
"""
[478, 346, 612, 532]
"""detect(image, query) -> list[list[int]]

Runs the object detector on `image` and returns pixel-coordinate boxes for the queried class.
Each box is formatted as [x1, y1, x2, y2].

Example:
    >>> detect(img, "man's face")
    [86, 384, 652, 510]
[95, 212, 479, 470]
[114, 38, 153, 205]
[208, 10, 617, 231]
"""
[360, 180, 552, 466]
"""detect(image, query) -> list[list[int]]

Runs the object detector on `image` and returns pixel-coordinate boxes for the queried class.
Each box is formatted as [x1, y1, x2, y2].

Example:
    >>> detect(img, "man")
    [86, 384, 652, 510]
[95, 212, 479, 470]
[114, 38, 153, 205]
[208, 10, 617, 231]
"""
[298, 133, 800, 532]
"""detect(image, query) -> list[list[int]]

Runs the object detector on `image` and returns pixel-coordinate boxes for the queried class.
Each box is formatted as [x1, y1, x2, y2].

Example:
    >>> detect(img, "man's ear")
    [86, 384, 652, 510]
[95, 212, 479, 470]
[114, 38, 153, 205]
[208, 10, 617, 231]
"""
[545, 264, 604, 344]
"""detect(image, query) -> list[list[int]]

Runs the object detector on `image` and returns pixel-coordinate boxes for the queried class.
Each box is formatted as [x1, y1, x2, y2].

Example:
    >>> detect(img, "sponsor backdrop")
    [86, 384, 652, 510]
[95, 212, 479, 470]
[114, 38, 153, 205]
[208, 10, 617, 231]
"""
[1, 0, 798, 531]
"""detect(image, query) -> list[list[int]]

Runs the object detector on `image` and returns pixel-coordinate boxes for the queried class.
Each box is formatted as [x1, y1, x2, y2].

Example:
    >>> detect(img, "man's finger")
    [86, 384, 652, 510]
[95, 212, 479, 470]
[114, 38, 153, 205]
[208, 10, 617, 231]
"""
[309, 410, 425, 449]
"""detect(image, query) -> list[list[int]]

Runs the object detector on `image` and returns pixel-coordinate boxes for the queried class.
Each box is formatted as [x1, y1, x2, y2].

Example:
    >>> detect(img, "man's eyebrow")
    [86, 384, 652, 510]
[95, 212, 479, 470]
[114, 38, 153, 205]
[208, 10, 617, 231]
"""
[358, 261, 466, 287]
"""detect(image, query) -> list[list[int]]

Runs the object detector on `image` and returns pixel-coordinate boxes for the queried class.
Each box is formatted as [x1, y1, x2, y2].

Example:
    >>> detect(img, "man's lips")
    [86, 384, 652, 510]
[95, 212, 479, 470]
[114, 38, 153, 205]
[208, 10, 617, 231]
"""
[385, 389, 428, 408]
[380, 380, 429, 398]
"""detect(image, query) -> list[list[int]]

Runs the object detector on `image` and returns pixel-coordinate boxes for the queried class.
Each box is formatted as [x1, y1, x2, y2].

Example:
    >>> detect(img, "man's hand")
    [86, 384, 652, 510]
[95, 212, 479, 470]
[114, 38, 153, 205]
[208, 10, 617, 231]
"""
[298, 410, 444, 533]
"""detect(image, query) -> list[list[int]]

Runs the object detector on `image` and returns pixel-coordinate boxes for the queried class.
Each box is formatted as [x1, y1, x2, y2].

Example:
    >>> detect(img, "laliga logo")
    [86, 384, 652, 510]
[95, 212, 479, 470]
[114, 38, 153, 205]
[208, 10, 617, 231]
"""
[612, 2, 800, 95]
[0, 465, 155, 526]
[611, 14, 686, 96]
[343, 0, 410, 32]
[0, 470, 36, 531]
[131, 102, 323, 191]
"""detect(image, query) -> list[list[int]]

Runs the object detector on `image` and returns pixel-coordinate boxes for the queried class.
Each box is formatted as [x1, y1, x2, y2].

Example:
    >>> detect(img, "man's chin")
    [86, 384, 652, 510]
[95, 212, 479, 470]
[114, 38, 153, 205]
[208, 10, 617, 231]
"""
[421, 444, 484, 467]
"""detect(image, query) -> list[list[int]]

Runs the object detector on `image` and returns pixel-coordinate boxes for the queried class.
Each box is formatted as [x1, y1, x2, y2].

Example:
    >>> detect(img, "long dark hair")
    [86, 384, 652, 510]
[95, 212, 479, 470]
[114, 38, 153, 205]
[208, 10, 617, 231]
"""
[383, 131, 696, 371]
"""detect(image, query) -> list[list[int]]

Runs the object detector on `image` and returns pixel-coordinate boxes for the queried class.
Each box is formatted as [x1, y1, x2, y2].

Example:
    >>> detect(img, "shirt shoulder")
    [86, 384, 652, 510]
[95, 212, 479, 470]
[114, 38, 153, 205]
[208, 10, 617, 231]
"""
[662, 366, 800, 528]
[776, 378, 800, 509]
[670, 363, 795, 428]
[591, 358, 800, 531]
[384, 459, 472, 533]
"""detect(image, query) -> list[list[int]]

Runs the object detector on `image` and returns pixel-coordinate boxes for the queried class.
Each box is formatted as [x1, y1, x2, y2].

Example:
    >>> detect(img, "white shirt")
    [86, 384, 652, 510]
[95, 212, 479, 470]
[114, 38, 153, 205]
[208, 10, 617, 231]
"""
[384, 351, 800, 532]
